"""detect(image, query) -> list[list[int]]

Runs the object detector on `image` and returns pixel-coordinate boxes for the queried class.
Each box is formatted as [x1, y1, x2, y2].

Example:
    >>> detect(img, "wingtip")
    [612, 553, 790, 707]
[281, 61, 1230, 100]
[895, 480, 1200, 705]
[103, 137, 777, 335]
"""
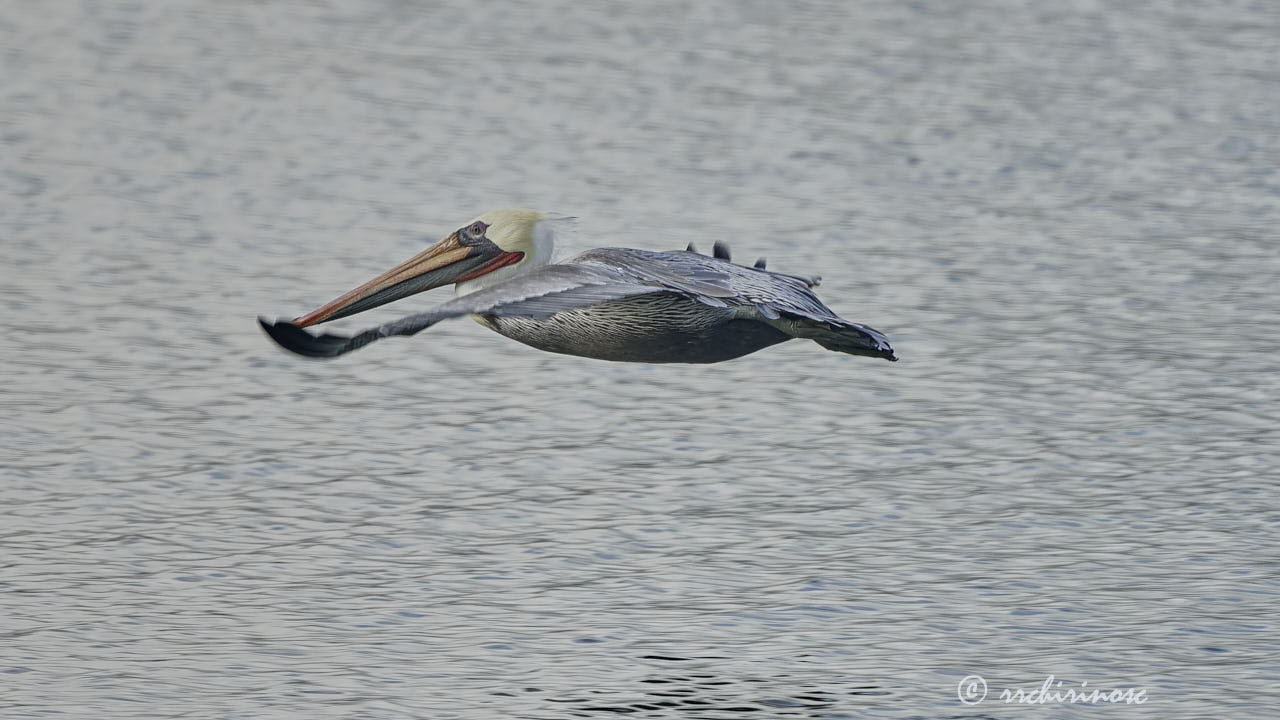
[258, 317, 349, 358]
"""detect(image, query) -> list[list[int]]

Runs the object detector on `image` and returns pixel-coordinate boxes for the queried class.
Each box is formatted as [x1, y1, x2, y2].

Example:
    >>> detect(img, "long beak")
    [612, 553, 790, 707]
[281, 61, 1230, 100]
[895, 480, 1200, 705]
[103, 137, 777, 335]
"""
[293, 233, 517, 327]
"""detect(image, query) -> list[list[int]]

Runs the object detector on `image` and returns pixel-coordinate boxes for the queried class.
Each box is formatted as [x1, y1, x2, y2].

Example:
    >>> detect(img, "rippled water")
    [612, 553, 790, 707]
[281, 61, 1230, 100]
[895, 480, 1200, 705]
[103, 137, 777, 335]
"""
[3, 1, 1278, 717]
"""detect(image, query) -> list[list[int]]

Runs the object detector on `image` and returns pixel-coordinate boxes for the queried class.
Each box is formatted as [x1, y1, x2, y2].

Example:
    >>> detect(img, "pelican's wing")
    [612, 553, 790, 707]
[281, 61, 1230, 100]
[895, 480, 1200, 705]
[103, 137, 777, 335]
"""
[573, 248, 828, 315]
[259, 263, 662, 358]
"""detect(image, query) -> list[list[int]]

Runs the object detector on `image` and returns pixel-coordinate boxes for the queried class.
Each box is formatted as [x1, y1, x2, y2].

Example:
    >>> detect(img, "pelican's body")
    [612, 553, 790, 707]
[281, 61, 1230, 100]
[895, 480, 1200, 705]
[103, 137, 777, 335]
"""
[260, 209, 897, 363]
[478, 287, 791, 363]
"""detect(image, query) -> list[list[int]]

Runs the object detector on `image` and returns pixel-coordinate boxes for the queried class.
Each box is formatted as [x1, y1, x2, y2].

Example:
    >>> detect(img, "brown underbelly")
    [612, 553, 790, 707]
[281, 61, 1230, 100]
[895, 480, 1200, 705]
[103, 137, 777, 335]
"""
[477, 295, 791, 364]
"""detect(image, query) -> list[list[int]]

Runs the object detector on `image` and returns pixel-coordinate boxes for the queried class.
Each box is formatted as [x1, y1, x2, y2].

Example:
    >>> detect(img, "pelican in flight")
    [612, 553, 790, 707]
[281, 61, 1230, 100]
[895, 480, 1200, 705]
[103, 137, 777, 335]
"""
[259, 209, 897, 363]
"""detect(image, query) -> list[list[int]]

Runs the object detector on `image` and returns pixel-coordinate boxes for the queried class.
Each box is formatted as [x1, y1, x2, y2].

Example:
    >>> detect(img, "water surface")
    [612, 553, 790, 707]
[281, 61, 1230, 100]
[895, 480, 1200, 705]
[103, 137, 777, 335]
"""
[2, 1, 1278, 717]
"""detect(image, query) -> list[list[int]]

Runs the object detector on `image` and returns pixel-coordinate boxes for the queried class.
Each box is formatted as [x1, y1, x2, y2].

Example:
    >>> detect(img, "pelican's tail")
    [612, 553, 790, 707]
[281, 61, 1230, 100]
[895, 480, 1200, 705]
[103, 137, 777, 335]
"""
[787, 316, 898, 361]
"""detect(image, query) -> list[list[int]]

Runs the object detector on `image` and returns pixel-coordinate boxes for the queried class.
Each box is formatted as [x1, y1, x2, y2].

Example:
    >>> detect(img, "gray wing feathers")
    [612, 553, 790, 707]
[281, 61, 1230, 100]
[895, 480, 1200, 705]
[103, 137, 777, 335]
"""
[589, 253, 739, 302]
[483, 282, 660, 318]
[442, 264, 661, 318]
[573, 248, 836, 320]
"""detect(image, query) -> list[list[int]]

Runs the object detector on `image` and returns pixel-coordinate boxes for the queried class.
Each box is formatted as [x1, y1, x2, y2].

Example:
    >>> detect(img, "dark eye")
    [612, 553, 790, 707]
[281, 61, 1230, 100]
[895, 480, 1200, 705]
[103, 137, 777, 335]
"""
[469, 222, 486, 236]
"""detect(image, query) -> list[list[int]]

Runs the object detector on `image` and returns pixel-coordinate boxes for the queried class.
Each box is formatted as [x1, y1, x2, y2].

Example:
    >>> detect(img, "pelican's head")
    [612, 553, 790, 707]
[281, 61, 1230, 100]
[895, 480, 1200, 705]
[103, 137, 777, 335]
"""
[294, 208, 556, 327]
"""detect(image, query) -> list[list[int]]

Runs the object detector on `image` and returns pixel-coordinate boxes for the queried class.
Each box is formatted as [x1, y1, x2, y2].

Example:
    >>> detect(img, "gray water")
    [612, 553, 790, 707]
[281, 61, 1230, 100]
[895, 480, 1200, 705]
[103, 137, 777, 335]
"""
[2, 1, 1278, 718]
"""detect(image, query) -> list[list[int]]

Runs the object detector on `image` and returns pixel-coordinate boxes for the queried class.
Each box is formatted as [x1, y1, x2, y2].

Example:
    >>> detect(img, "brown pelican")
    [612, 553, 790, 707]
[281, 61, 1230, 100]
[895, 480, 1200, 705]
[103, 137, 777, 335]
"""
[259, 208, 897, 363]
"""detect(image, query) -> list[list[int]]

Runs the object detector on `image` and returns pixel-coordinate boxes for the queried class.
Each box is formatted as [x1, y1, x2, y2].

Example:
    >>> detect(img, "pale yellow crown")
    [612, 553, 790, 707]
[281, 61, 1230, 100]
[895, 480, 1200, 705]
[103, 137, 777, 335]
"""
[473, 208, 546, 252]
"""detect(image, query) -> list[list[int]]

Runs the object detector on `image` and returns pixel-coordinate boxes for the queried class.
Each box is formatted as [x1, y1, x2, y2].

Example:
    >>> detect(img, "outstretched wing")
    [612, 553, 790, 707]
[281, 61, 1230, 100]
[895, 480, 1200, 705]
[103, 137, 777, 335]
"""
[573, 248, 832, 318]
[259, 263, 662, 358]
